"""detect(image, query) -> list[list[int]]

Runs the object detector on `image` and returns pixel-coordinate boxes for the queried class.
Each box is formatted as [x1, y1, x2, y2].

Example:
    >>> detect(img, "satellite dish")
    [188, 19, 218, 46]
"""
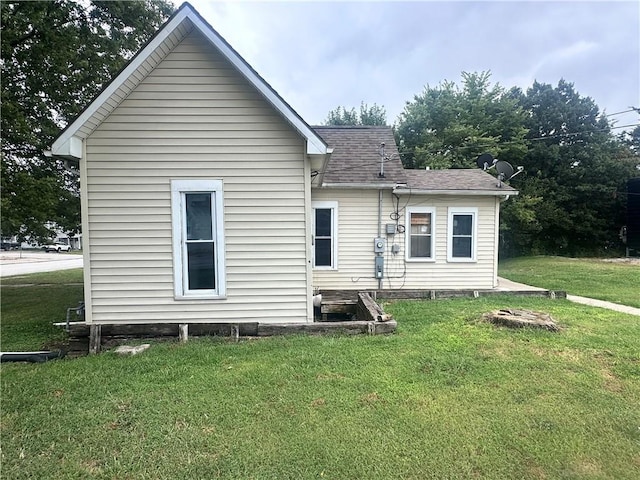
[476, 153, 494, 170]
[495, 160, 515, 179]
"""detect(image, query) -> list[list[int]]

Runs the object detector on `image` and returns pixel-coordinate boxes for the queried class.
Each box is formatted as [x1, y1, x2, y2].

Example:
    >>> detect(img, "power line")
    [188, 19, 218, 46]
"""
[397, 123, 640, 157]
[605, 109, 638, 117]
[529, 123, 640, 142]
[311, 122, 640, 178]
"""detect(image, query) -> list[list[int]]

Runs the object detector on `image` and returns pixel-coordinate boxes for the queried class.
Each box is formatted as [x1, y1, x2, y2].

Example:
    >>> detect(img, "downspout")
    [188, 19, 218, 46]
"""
[378, 188, 383, 290]
[377, 144, 384, 237]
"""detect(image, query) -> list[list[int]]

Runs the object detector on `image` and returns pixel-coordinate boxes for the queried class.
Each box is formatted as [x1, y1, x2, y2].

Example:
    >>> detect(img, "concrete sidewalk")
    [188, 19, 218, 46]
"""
[497, 277, 640, 316]
[565, 294, 640, 316]
[0, 252, 83, 277]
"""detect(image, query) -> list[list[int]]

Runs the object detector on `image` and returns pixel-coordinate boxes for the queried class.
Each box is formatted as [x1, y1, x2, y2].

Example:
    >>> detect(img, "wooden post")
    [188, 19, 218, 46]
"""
[89, 324, 101, 355]
[179, 324, 188, 343]
[231, 324, 239, 342]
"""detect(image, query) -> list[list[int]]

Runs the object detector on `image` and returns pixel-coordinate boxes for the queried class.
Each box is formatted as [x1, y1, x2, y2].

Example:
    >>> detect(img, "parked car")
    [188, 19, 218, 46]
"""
[1, 241, 20, 251]
[44, 243, 72, 253]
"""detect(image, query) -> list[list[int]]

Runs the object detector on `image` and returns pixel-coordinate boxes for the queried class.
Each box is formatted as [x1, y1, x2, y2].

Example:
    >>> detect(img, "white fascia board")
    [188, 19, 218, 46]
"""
[51, 135, 83, 160]
[320, 183, 398, 189]
[52, 4, 328, 156]
[51, 8, 193, 154]
[393, 188, 519, 196]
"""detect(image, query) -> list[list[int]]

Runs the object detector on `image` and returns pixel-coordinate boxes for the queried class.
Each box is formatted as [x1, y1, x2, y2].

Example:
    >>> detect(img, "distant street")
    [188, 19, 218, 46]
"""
[0, 251, 83, 277]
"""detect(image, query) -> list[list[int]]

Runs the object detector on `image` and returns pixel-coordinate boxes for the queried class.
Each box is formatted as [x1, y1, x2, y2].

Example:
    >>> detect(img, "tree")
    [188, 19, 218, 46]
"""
[1, 0, 174, 242]
[325, 102, 387, 126]
[396, 72, 529, 170]
[395, 72, 638, 256]
[501, 80, 638, 256]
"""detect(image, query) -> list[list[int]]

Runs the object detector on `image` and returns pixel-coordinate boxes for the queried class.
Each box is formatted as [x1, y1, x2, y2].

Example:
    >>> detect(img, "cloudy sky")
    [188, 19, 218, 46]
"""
[188, 0, 640, 130]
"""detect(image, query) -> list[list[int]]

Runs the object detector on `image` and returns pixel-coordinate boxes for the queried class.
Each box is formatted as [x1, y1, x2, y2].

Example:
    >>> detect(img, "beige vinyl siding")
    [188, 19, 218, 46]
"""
[76, 22, 192, 139]
[84, 30, 310, 324]
[312, 189, 499, 290]
[312, 189, 383, 290]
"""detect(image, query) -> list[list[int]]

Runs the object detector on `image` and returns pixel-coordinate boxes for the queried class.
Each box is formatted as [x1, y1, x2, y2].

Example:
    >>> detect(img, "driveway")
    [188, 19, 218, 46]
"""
[0, 251, 83, 277]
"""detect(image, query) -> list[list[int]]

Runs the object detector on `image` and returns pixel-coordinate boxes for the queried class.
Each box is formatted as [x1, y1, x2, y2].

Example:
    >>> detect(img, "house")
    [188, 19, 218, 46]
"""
[50, 3, 516, 328]
[311, 126, 516, 291]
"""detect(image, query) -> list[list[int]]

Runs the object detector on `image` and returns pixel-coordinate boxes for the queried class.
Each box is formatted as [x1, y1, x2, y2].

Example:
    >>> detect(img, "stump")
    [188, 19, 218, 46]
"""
[483, 309, 559, 331]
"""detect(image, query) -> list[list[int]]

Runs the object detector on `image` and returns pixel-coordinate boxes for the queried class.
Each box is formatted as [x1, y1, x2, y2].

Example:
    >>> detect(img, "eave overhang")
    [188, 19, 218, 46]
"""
[50, 135, 83, 160]
[319, 182, 399, 189]
[393, 188, 519, 196]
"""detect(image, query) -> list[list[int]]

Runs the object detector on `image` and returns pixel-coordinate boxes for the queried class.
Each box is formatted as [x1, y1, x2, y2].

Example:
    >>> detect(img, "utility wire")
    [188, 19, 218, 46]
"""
[397, 123, 640, 157]
[312, 123, 640, 179]
[605, 109, 638, 117]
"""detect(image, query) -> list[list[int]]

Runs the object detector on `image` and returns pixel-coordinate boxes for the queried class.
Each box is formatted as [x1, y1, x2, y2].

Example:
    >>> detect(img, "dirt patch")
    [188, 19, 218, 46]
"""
[601, 368, 624, 393]
[360, 392, 384, 406]
[570, 457, 603, 476]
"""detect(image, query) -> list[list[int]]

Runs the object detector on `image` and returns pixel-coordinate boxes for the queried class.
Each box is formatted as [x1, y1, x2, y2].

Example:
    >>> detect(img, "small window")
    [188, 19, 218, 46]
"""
[171, 180, 226, 299]
[312, 201, 338, 269]
[448, 207, 477, 262]
[405, 207, 435, 261]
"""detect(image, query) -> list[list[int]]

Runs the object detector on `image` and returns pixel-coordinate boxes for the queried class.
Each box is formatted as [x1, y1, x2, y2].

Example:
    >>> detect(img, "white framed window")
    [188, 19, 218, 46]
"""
[405, 206, 436, 261]
[171, 179, 226, 299]
[312, 201, 338, 269]
[447, 207, 477, 262]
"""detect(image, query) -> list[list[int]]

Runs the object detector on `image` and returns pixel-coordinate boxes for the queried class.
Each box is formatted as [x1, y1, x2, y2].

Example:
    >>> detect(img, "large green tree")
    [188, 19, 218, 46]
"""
[395, 72, 638, 256]
[396, 71, 529, 169]
[1, 0, 174, 242]
[502, 80, 639, 256]
[325, 102, 387, 126]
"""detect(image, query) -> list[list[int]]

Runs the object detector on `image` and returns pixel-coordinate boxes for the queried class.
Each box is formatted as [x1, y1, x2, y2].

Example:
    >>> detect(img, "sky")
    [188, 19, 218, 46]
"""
[188, 0, 640, 130]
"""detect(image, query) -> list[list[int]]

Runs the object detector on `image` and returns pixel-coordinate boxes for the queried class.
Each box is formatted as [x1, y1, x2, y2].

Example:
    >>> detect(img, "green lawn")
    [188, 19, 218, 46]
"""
[1, 269, 84, 351]
[2, 269, 639, 479]
[500, 256, 640, 308]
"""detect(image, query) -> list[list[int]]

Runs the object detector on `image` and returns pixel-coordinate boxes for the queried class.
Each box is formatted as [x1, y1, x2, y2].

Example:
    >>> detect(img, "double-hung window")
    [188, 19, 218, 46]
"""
[406, 207, 435, 261]
[171, 180, 226, 299]
[448, 207, 477, 262]
[312, 201, 338, 269]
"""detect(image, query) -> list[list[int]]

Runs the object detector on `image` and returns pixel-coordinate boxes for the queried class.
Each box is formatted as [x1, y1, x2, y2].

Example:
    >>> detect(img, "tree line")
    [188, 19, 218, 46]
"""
[2, 1, 638, 257]
[327, 72, 639, 257]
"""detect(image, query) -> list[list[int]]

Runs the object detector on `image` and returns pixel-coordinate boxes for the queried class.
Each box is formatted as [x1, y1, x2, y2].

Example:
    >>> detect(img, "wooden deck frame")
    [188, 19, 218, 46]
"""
[58, 288, 564, 356]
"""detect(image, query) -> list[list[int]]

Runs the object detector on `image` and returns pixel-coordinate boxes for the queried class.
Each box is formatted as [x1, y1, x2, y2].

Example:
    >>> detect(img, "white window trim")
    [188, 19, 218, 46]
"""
[171, 179, 226, 299]
[447, 207, 478, 263]
[311, 201, 338, 270]
[405, 206, 436, 262]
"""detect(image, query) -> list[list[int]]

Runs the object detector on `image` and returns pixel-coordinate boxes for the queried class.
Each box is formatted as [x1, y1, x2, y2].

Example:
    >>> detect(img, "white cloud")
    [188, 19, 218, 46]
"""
[189, 1, 640, 128]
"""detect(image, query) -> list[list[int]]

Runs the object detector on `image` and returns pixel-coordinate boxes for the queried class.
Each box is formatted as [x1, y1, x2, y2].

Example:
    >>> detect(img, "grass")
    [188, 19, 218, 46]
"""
[1, 269, 83, 351]
[2, 268, 640, 479]
[500, 256, 640, 308]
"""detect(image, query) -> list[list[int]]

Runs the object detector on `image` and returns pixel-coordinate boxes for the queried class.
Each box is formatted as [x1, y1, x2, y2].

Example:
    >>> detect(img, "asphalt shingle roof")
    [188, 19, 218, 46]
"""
[312, 125, 517, 194]
[402, 169, 517, 192]
[312, 126, 407, 185]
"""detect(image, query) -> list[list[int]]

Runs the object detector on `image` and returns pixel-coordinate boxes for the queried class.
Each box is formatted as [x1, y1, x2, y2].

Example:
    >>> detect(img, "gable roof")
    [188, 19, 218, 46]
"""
[312, 126, 407, 187]
[51, 2, 328, 158]
[397, 169, 518, 196]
